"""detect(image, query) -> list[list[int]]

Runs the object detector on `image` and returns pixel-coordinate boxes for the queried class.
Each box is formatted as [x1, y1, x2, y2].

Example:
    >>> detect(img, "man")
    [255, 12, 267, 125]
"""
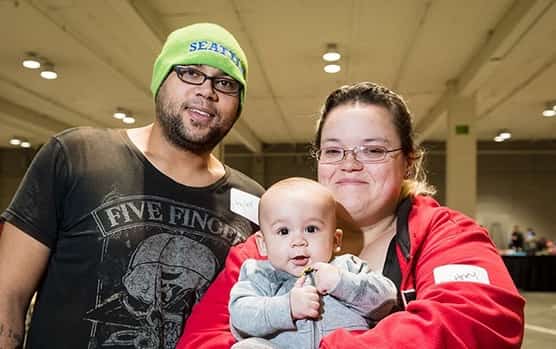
[0, 23, 264, 349]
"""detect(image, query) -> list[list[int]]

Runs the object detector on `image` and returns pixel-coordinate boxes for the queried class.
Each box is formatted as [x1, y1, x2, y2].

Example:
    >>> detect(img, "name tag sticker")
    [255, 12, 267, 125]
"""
[433, 264, 490, 285]
[230, 188, 260, 225]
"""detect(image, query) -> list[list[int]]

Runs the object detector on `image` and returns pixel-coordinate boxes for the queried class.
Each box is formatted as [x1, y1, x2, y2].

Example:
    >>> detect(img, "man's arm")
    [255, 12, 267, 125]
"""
[0, 223, 50, 348]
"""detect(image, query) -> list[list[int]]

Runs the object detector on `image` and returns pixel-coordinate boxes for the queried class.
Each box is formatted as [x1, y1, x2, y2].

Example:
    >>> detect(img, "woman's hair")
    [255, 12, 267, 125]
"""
[313, 81, 436, 197]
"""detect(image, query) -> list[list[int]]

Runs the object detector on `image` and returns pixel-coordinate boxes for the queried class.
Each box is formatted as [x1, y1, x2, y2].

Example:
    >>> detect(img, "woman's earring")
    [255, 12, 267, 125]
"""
[335, 245, 341, 253]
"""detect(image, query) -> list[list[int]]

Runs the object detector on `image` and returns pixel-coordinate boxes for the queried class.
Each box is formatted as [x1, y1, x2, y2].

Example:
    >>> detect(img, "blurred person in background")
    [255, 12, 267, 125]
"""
[508, 225, 525, 251]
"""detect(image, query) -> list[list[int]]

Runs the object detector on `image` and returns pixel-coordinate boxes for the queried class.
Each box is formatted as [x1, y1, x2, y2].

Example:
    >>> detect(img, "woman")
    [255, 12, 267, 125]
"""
[177, 82, 524, 348]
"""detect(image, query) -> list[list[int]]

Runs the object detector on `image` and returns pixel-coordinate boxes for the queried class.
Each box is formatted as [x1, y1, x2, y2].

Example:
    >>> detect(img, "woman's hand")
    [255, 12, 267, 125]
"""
[290, 275, 321, 320]
[312, 262, 341, 294]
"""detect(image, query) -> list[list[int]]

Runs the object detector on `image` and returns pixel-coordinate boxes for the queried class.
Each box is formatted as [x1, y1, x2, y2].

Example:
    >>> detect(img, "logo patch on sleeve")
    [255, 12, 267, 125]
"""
[433, 264, 490, 285]
[230, 188, 260, 225]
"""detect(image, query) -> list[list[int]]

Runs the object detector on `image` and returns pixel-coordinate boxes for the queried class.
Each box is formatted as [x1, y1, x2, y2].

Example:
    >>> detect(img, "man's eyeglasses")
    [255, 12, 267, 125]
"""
[314, 145, 403, 164]
[173, 66, 241, 95]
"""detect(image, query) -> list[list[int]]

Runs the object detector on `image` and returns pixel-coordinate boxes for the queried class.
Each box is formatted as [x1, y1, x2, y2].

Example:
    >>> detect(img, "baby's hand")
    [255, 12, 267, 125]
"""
[290, 275, 320, 320]
[312, 262, 341, 294]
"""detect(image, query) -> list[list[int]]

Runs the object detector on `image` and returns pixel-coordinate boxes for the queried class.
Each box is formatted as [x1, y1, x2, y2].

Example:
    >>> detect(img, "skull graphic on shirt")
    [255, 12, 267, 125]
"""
[99, 233, 218, 349]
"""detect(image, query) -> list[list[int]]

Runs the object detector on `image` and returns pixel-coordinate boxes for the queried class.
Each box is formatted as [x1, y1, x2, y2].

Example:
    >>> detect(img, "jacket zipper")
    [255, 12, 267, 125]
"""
[306, 271, 319, 348]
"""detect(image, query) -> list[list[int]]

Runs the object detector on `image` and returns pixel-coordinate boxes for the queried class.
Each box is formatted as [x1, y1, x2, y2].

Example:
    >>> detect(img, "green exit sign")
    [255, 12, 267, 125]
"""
[455, 125, 469, 135]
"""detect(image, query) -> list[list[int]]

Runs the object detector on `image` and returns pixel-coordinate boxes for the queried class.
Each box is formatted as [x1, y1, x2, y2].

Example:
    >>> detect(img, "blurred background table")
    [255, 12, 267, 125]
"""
[502, 255, 556, 291]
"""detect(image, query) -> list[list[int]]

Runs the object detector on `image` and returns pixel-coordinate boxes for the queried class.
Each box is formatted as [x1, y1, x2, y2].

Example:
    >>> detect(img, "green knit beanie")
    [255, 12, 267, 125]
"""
[151, 23, 248, 106]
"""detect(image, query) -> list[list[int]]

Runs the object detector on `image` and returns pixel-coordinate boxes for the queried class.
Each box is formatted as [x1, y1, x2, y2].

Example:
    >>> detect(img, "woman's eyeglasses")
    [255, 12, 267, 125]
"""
[314, 145, 402, 164]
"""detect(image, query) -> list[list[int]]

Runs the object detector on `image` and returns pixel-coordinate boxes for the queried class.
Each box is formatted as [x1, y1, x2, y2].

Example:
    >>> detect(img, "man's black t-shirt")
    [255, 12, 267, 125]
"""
[1, 127, 264, 349]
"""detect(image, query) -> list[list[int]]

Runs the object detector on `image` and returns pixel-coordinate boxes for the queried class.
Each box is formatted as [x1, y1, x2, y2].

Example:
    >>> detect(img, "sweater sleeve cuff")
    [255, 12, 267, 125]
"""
[328, 268, 351, 300]
[266, 293, 296, 330]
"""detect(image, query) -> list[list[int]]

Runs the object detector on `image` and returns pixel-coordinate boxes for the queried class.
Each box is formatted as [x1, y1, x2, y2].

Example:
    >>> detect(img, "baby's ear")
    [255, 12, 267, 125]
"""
[254, 231, 268, 256]
[334, 229, 343, 254]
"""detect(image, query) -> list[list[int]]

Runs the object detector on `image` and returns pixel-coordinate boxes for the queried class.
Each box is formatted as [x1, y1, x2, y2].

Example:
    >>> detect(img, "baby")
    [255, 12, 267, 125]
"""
[229, 177, 397, 349]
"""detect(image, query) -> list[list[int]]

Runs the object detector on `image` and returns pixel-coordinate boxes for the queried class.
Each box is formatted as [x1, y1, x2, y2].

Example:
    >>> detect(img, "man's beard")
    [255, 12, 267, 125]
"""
[155, 94, 237, 154]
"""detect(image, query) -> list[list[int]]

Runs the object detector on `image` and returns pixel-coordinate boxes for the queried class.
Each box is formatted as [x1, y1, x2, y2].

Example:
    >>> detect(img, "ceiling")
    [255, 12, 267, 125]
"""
[1, 0, 555, 152]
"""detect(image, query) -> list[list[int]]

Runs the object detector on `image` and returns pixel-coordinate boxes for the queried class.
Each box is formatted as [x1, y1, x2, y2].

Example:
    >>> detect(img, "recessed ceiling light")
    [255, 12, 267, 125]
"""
[40, 70, 58, 79]
[498, 130, 511, 139]
[9, 137, 21, 146]
[23, 59, 41, 69]
[494, 136, 505, 142]
[113, 111, 126, 119]
[20, 141, 31, 148]
[123, 116, 135, 124]
[324, 64, 341, 73]
[322, 44, 341, 62]
[542, 102, 556, 116]
[323, 52, 341, 62]
[40, 63, 58, 80]
[22, 52, 41, 69]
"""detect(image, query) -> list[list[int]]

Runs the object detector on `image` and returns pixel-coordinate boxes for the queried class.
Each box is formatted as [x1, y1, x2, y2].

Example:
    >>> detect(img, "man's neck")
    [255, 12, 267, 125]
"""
[126, 124, 226, 187]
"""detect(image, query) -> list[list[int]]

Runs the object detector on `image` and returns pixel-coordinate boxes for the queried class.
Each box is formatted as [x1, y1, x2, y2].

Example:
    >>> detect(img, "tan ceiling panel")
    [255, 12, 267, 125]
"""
[1, 0, 555, 150]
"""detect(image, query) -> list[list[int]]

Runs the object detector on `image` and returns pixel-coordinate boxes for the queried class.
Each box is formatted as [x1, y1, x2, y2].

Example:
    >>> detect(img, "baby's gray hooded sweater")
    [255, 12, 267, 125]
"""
[229, 254, 397, 349]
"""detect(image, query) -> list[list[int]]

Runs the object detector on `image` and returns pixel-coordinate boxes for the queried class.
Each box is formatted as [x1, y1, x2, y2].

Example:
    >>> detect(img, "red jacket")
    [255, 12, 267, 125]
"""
[177, 196, 525, 348]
